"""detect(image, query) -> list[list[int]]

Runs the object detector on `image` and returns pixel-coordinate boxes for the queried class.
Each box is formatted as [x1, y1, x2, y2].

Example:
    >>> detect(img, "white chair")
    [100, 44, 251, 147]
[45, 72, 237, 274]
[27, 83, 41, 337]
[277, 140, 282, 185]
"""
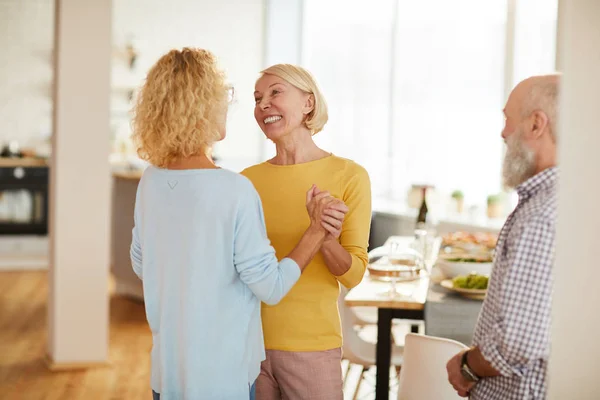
[397, 333, 468, 400]
[339, 286, 404, 399]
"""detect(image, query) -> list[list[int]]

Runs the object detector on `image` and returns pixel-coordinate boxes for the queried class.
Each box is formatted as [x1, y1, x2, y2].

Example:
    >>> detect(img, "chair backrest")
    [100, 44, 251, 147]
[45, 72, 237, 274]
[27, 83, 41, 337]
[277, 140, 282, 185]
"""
[338, 285, 377, 366]
[397, 333, 468, 400]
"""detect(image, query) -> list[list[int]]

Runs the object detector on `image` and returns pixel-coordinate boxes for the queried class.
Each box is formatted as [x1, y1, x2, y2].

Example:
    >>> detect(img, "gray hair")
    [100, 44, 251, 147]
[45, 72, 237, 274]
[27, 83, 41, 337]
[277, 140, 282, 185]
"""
[521, 74, 561, 141]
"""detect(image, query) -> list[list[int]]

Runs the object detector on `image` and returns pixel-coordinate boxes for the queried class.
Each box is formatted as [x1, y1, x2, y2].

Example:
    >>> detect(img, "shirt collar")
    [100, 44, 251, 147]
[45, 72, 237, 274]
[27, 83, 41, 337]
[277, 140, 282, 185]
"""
[516, 166, 558, 200]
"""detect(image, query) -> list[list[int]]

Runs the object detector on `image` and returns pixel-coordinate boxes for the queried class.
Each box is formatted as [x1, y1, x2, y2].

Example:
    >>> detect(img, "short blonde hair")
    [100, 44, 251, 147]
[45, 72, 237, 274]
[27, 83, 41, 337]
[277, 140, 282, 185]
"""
[259, 64, 328, 135]
[132, 48, 228, 167]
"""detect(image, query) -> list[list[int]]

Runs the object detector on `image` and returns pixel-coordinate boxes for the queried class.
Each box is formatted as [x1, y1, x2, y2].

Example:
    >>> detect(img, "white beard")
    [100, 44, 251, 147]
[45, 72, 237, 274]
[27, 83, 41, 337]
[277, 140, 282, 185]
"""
[502, 127, 536, 189]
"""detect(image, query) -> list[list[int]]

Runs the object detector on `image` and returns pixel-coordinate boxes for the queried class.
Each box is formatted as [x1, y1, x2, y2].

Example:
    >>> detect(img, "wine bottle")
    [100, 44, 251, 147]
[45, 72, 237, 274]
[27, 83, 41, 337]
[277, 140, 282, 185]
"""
[416, 186, 428, 226]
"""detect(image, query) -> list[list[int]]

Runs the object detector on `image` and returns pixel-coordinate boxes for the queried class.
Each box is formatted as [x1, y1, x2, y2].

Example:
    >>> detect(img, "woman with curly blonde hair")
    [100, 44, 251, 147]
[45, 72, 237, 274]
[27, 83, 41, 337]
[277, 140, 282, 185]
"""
[129, 48, 347, 400]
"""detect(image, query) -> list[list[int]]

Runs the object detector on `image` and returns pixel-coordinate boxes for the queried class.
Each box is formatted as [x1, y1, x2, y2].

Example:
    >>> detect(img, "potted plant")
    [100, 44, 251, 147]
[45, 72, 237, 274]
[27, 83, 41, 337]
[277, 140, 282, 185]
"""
[451, 190, 464, 213]
[486, 194, 503, 219]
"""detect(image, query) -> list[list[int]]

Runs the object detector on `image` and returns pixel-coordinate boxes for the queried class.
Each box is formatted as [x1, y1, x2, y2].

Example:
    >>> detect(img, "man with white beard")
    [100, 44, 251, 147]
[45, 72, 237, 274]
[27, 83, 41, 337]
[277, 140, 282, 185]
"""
[446, 74, 560, 400]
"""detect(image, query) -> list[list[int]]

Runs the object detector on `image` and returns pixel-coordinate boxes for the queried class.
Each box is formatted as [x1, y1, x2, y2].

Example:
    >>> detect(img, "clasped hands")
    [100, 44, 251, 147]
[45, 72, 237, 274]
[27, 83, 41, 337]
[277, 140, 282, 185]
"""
[305, 184, 348, 241]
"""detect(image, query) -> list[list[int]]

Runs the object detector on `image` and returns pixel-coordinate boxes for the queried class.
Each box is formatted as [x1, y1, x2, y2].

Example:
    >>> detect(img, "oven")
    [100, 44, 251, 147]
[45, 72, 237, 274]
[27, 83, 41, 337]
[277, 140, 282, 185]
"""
[0, 166, 49, 235]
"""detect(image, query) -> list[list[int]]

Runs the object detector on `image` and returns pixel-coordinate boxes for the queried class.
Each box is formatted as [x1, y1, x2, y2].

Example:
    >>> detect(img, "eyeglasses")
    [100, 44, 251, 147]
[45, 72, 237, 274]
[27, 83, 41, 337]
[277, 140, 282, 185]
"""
[227, 87, 235, 104]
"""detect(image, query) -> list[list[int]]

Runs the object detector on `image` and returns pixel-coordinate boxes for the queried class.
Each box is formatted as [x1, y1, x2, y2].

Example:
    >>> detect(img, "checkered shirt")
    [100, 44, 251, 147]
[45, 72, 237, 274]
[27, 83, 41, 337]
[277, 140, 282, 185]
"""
[470, 167, 558, 400]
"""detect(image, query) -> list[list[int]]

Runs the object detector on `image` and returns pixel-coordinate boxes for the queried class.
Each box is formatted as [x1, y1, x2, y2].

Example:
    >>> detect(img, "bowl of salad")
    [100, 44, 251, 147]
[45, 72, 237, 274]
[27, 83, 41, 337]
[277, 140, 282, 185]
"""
[440, 273, 489, 300]
[436, 253, 493, 278]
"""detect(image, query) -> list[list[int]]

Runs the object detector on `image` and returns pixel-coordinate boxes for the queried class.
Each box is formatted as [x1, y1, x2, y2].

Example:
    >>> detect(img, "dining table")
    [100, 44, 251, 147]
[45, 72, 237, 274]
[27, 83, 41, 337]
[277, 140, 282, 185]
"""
[344, 236, 430, 400]
[344, 235, 485, 399]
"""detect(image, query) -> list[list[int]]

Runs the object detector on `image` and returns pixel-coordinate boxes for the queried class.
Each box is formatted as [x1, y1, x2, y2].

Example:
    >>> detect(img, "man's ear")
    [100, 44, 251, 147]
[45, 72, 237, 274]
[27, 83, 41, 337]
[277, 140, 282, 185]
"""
[530, 110, 550, 139]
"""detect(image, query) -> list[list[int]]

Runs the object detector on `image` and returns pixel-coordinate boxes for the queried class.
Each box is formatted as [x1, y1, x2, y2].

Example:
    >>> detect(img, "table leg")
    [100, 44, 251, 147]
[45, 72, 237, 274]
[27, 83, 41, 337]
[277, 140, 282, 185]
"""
[376, 308, 393, 400]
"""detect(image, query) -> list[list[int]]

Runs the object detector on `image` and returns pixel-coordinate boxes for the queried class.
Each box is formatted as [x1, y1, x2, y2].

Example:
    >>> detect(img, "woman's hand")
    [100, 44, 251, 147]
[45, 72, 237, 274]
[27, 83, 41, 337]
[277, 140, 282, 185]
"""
[306, 185, 348, 240]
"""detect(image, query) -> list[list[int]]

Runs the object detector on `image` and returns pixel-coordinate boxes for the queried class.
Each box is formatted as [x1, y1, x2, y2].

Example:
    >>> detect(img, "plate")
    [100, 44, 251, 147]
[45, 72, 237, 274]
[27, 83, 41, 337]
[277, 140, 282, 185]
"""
[440, 279, 487, 300]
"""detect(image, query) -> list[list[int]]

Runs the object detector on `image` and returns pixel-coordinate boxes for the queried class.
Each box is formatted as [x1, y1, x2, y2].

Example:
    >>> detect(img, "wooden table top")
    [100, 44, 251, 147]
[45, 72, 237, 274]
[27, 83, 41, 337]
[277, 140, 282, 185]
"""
[344, 235, 431, 310]
[344, 274, 429, 310]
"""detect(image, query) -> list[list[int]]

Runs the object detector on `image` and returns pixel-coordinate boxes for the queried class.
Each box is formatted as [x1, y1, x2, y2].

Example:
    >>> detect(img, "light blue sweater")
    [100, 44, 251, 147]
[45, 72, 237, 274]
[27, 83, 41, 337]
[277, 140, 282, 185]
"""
[130, 166, 301, 400]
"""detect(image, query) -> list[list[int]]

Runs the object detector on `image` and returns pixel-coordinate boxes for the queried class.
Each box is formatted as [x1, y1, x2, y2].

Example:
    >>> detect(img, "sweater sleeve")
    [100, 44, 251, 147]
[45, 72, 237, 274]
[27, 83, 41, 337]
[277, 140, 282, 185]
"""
[335, 165, 372, 289]
[233, 181, 301, 305]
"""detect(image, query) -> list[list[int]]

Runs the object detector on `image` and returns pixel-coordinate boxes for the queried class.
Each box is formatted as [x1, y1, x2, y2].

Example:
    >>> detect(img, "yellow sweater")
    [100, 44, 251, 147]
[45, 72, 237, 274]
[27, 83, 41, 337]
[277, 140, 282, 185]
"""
[241, 155, 371, 351]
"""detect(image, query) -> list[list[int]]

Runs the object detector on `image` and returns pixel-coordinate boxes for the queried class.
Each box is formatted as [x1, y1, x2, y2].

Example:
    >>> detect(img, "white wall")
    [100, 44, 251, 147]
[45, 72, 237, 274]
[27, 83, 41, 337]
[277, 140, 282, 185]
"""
[0, 0, 266, 170]
[0, 0, 267, 267]
[0, 0, 54, 148]
[548, 0, 600, 398]
[111, 0, 266, 171]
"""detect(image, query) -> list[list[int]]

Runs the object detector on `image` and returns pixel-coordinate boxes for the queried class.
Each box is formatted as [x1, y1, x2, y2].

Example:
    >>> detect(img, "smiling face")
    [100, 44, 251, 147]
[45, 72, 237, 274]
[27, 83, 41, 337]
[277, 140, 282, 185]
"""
[253, 73, 314, 142]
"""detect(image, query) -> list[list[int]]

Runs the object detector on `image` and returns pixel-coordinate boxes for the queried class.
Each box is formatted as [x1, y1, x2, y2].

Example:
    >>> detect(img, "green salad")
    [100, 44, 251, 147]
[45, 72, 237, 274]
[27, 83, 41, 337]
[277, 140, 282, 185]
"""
[452, 274, 489, 290]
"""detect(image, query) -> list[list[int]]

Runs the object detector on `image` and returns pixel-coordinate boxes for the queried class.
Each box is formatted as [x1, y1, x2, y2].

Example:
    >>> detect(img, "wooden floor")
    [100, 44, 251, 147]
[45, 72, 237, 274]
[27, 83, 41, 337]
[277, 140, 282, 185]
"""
[0, 271, 397, 400]
[0, 271, 152, 400]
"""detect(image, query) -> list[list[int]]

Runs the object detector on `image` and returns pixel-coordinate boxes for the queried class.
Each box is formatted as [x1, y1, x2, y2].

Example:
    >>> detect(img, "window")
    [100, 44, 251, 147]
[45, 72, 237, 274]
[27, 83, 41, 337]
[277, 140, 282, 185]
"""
[513, 0, 559, 85]
[280, 0, 558, 210]
[302, 0, 396, 199]
[388, 0, 507, 204]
